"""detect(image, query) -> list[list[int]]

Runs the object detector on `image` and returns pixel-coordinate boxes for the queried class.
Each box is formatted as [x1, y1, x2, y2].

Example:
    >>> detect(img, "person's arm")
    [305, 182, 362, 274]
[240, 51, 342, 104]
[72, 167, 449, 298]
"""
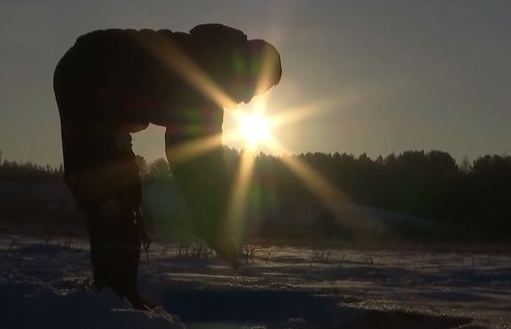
[164, 106, 239, 267]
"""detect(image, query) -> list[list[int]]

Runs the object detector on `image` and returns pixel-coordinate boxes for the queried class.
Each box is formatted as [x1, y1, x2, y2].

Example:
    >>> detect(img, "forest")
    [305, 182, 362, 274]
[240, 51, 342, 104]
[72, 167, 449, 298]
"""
[1, 149, 510, 243]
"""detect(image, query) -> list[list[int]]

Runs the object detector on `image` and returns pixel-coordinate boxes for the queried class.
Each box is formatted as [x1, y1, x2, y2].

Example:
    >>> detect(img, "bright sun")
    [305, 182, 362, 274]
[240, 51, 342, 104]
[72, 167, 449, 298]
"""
[238, 112, 271, 147]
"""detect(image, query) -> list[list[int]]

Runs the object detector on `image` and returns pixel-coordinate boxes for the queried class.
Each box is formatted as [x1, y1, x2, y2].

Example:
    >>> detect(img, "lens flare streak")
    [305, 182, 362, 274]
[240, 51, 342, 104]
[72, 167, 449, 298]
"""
[135, 34, 238, 109]
[265, 137, 379, 232]
[166, 130, 238, 165]
[225, 149, 257, 243]
[135, 28, 375, 243]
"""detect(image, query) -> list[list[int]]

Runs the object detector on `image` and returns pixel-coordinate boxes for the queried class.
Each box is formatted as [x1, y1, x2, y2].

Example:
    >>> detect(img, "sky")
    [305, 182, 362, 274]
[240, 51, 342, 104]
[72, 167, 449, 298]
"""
[0, 0, 510, 166]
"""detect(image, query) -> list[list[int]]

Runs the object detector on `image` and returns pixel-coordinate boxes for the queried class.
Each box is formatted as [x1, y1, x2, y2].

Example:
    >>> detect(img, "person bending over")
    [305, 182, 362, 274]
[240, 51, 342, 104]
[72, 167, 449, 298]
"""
[53, 24, 282, 310]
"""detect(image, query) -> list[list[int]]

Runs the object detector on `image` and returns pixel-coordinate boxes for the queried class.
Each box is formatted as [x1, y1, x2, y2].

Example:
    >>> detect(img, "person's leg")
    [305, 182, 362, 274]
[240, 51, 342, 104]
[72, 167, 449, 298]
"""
[54, 46, 153, 308]
[60, 121, 151, 308]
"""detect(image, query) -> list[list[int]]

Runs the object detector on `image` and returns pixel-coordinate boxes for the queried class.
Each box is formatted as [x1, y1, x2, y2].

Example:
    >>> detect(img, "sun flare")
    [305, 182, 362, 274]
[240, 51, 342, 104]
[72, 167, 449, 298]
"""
[238, 112, 271, 147]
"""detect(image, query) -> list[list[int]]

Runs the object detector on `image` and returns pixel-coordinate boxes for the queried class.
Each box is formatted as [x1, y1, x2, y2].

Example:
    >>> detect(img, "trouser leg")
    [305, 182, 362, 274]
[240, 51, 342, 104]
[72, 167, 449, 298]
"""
[86, 208, 141, 297]
[60, 121, 145, 298]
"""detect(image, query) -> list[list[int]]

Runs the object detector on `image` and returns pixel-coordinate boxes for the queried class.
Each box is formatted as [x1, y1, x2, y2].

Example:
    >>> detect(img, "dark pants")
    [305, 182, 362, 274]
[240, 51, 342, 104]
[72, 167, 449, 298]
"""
[60, 120, 143, 298]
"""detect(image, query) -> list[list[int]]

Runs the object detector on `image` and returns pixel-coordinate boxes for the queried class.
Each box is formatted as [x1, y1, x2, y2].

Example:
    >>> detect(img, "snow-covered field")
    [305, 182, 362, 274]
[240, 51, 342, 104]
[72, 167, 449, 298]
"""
[1, 234, 510, 329]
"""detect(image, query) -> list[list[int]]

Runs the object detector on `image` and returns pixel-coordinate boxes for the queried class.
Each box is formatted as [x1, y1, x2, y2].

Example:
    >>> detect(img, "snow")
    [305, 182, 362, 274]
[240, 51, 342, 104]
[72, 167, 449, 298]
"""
[1, 235, 510, 329]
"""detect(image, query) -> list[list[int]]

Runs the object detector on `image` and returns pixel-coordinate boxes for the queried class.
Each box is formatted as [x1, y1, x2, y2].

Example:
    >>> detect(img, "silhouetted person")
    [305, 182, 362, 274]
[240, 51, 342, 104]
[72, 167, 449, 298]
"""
[53, 24, 281, 310]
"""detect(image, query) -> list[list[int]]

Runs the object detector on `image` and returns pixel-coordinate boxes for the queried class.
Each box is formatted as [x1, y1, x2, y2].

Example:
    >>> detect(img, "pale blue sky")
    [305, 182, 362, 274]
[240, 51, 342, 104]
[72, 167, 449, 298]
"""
[0, 0, 510, 166]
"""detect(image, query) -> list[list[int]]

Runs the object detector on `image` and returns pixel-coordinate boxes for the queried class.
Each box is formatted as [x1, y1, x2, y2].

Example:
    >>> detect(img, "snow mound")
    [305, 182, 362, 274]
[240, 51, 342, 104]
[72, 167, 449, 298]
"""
[0, 283, 184, 329]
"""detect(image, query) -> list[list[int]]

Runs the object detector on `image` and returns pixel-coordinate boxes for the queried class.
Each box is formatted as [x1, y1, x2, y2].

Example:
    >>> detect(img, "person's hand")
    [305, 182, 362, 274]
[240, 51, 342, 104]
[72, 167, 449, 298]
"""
[211, 238, 240, 270]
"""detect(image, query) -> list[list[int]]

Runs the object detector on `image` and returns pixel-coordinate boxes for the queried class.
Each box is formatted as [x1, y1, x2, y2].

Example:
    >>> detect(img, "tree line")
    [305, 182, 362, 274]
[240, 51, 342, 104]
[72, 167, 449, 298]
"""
[1, 149, 510, 241]
[0, 160, 63, 181]
[135, 149, 511, 241]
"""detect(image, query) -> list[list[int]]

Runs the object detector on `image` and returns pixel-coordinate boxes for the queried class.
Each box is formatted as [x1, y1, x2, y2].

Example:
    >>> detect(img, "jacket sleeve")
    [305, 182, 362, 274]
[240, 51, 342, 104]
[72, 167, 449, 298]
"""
[164, 106, 232, 247]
